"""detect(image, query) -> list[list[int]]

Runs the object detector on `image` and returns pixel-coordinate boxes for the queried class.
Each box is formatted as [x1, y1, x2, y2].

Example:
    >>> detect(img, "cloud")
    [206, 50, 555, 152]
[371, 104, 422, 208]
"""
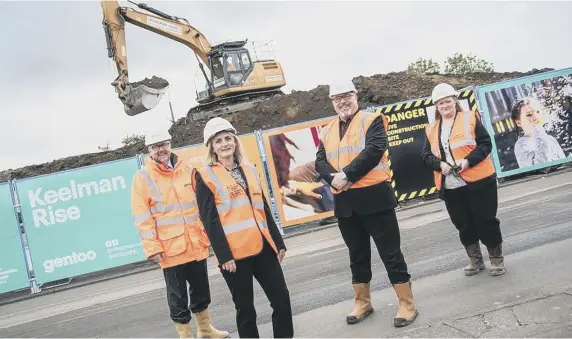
[1, 0, 572, 171]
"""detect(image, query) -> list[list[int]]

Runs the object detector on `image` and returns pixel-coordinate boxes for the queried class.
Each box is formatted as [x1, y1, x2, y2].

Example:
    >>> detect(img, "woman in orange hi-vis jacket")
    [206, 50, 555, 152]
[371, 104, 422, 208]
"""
[191, 117, 294, 339]
[131, 129, 230, 339]
[421, 83, 506, 277]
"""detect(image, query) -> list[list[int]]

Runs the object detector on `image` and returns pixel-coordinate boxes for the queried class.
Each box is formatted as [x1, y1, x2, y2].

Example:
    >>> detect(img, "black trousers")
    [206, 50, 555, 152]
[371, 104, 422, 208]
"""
[221, 240, 294, 338]
[443, 180, 503, 249]
[337, 208, 411, 285]
[163, 259, 211, 324]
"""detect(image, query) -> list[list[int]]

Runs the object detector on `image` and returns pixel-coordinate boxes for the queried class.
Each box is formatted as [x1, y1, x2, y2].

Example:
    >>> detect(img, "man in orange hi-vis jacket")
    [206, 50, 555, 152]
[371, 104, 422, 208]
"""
[130, 128, 230, 339]
[315, 79, 418, 329]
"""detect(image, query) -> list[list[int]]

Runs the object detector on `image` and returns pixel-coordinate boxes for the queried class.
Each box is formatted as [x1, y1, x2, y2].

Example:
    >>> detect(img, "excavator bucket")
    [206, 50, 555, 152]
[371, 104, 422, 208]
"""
[122, 76, 170, 116]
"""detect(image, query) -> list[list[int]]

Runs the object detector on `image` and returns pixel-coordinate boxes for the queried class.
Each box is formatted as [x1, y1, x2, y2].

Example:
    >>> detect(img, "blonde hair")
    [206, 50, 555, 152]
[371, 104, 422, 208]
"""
[434, 96, 464, 120]
[206, 132, 246, 166]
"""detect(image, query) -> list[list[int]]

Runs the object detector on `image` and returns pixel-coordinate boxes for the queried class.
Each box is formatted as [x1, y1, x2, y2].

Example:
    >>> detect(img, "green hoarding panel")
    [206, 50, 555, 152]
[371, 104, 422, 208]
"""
[0, 183, 30, 293]
[16, 157, 147, 285]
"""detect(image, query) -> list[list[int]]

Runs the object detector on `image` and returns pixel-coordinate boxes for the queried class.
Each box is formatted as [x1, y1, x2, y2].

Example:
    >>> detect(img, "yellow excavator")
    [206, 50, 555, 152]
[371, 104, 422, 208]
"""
[100, 0, 287, 119]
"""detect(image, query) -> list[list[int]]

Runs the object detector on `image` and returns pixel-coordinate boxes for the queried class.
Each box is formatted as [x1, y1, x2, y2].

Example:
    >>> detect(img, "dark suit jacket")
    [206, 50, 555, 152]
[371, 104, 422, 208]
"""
[315, 113, 397, 218]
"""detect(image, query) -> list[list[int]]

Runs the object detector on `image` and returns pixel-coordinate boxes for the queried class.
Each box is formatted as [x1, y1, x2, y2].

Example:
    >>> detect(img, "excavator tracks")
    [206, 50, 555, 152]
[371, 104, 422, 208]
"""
[187, 89, 284, 122]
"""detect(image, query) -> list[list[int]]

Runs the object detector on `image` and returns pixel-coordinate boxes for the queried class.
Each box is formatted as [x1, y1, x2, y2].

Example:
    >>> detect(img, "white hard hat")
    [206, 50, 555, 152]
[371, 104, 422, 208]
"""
[432, 83, 457, 103]
[145, 129, 171, 146]
[329, 79, 357, 98]
[203, 117, 237, 146]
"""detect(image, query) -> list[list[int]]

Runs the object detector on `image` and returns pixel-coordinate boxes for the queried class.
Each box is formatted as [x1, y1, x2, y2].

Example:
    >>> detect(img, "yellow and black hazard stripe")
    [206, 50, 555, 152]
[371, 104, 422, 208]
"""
[375, 96, 431, 114]
[386, 149, 438, 202]
[393, 186, 438, 202]
[375, 89, 478, 115]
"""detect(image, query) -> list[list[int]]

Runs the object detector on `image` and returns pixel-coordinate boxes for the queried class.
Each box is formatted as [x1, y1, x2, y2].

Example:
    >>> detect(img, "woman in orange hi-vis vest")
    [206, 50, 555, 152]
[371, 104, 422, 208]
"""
[131, 129, 230, 339]
[421, 83, 506, 277]
[192, 117, 294, 339]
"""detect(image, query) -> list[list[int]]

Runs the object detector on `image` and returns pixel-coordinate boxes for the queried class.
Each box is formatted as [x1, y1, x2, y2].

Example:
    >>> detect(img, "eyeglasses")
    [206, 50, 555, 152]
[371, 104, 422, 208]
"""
[332, 92, 354, 103]
[150, 141, 171, 151]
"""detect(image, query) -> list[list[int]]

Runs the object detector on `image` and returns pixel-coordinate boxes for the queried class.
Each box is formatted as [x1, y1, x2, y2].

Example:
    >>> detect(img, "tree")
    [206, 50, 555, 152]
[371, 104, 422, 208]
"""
[443, 53, 494, 75]
[407, 58, 441, 74]
[121, 133, 145, 146]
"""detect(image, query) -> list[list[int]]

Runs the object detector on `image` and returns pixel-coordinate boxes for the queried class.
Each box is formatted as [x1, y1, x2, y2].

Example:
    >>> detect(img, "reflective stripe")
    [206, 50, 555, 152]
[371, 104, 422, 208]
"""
[258, 220, 268, 229]
[216, 196, 250, 214]
[139, 230, 156, 238]
[450, 140, 477, 148]
[252, 200, 264, 210]
[150, 200, 196, 214]
[223, 218, 257, 235]
[139, 170, 165, 212]
[245, 163, 263, 190]
[450, 111, 477, 149]
[155, 213, 200, 227]
[133, 211, 152, 223]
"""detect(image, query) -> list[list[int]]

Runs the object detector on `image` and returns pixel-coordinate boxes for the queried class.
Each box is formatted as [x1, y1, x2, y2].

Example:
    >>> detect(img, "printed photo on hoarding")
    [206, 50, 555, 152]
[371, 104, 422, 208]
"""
[263, 119, 336, 226]
[479, 69, 572, 175]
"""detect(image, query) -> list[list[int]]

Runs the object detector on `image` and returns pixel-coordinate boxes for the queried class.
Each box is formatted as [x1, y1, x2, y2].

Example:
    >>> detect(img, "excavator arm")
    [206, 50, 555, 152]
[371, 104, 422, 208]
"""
[100, 0, 213, 115]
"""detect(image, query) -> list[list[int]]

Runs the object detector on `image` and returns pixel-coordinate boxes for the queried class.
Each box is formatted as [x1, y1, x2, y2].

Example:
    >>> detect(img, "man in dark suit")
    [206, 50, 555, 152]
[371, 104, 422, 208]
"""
[315, 79, 418, 328]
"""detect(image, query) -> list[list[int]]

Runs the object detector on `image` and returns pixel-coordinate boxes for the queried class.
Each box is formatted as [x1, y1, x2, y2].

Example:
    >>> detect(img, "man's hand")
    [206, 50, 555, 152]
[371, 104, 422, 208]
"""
[331, 172, 348, 190]
[278, 249, 286, 263]
[440, 162, 452, 175]
[149, 252, 165, 264]
[221, 260, 237, 273]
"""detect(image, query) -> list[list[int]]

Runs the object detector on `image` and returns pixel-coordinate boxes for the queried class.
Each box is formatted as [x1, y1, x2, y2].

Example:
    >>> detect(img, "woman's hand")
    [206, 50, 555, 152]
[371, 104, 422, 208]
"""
[278, 249, 286, 263]
[221, 260, 236, 273]
[458, 159, 470, 172]
[440, 161, 452, 175]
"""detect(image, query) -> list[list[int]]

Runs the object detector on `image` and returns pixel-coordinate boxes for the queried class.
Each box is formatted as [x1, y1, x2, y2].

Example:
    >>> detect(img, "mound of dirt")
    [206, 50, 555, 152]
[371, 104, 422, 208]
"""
[0, 68, 554, 182]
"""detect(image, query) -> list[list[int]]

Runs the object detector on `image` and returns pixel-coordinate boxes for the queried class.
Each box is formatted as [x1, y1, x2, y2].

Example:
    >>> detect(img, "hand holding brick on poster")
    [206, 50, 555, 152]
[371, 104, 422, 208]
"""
[477, 67, 572, 178]
[262, 118, 336, 227]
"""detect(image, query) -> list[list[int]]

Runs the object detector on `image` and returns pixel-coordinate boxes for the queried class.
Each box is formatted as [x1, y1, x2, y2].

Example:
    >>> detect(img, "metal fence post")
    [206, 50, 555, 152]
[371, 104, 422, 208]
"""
[254, 129, 284, 235]
[9, 179, 41, 294]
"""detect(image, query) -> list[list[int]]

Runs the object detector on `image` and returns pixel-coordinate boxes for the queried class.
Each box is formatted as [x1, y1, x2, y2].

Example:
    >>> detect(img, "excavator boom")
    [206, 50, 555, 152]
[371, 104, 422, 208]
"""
[101, 0, 212, 115]
[100, 0, 286, 118]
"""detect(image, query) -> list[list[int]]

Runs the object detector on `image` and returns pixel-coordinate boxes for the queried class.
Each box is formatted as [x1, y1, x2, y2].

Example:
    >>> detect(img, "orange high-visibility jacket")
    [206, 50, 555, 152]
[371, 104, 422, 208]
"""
[193, 161, 278, 261]
[131, 152, 210, 269]
[320, 111, 391, 193]
[425, 110, 496, 190]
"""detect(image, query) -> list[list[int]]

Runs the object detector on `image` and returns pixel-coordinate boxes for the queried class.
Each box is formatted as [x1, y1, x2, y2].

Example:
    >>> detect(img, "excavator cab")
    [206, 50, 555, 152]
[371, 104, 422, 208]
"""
[196, 41, 261, 104]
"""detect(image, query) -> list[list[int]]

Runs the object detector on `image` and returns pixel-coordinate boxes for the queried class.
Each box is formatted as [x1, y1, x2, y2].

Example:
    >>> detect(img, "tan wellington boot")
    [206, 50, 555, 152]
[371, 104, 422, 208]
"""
[194, 309, 230, 338]
[487, 243, 506, 276]
[464, 243, 486, 276]
[346, 282, 374, 324]
[392, 280, 419, 328]
[174, 322, 194, 339]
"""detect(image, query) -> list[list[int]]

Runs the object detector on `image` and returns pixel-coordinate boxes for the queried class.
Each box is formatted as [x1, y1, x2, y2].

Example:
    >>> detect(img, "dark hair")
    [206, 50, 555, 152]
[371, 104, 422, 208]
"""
[511, 99, 528, 122]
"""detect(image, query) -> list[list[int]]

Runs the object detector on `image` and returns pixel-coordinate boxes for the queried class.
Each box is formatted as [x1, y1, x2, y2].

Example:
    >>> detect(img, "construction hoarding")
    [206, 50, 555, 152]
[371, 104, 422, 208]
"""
[0, 183, 30, 294]
[476, 67, 572, 178]
[15, 157, 146, 285]
[369, 88, 478, 201]
[261, 117, 336, 227]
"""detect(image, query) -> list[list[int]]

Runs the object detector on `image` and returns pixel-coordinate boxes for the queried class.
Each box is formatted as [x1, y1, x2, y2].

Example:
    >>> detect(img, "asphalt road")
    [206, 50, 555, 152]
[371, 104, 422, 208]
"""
[1, 182, 571, 338]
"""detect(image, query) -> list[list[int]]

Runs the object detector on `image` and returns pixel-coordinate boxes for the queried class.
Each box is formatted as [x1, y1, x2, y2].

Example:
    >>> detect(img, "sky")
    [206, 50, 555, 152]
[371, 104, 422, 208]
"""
[1, 0, 572, 172]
